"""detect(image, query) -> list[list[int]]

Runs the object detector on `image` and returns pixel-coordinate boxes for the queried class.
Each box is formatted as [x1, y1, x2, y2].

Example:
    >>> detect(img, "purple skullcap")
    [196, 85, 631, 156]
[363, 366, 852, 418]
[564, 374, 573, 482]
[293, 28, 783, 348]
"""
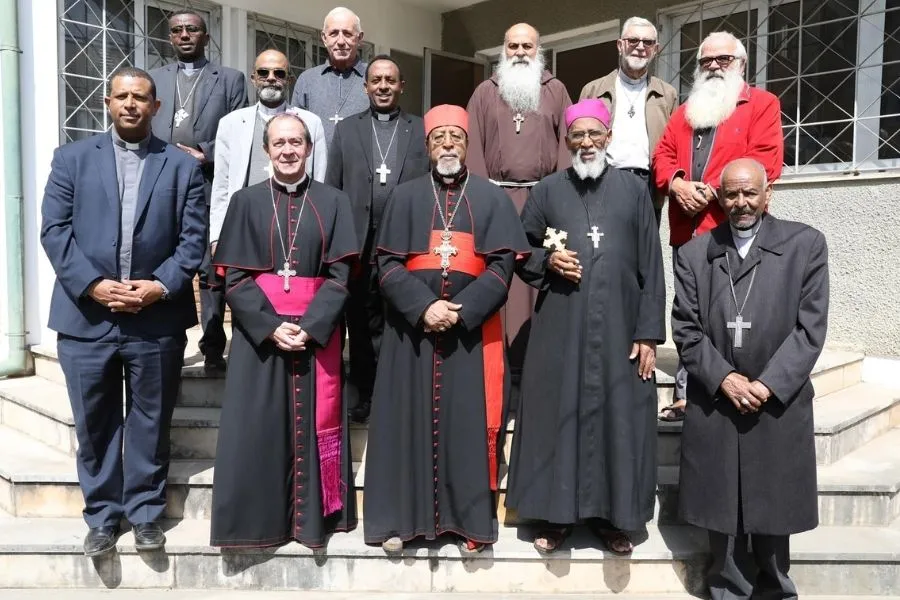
[564, 99, 611, 129]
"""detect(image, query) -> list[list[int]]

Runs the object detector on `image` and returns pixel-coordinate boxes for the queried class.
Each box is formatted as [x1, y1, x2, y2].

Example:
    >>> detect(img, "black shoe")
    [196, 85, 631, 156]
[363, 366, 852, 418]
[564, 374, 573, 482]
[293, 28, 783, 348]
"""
[133, 522, 166, 551]
[203, 354, 227, 372]
[349, 399, 371, 423]
[84, 525, 119, 557]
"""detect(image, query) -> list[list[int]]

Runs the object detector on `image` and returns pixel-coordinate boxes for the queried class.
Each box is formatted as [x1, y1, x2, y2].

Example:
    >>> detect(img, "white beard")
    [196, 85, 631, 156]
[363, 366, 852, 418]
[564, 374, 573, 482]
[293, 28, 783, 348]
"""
[685, 67, 745, 129]
[497, 52, 544, 114]
[436, 157, 462, 176]
[571, 149, 608, 181]
[258, 85, 286, 104]
[621, 54, 649, 74]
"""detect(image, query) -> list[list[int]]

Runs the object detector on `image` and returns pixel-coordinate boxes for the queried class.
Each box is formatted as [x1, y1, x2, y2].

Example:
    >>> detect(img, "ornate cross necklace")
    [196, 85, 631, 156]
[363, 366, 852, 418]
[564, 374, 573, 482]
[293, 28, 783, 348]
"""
[174, 66, 206, 128]
[269, 179, 309, 291]
[430, 174, 470, 278]
[371, 117, 400, 185]
[725, 253, 757, 348]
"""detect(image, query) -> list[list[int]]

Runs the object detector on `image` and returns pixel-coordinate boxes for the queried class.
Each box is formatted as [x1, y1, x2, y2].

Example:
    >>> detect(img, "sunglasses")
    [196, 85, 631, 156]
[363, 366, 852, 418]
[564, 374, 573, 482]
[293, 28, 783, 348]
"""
[698, 54, 738, 68]
[255, 68, 288, 79]
[622, 37, 657, 47]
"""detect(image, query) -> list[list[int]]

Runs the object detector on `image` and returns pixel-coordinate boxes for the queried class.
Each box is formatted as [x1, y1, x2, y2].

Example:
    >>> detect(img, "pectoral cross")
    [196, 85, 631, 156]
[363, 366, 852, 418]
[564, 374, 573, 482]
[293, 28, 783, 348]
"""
[543, 227, 568, 251]
[587, 226, 604, 248]
[329, 113, 343, 125]
[727, 314, 752, 348]
[277, 261, 296, 292]
[432, 230, 458, 279]
[375, 162, 391, 184]
[174, 108, 189, 128]
[696, 133, 703, 150]
[513, 112, 524, 134]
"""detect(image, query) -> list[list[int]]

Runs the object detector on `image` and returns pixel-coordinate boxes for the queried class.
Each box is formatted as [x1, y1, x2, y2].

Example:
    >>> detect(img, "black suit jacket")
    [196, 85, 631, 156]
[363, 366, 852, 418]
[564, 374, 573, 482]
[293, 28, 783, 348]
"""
[325, 109, 429, 251]
[40, 133, 207, 339]
[149, 61, 247, 168]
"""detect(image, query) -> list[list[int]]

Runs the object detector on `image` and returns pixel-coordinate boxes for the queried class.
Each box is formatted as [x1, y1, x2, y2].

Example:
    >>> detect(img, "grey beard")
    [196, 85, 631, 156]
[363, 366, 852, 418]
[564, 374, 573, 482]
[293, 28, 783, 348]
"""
[571, 150, 608, 180]
[258, 86, 285, 105]
[497, 53, 544, 114]
[436, 158, 462, 176]
[685, 68, 744, 129]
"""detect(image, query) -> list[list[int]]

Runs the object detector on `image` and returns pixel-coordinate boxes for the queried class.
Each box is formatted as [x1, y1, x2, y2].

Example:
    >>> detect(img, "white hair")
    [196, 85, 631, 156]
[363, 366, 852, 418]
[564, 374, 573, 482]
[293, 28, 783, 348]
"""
[720, 158, 768, 189]
[323, 7, 361, 33]
[620, 17, 658, 40]
[698, 31, 747, 60]
[497, 49, 545, 114]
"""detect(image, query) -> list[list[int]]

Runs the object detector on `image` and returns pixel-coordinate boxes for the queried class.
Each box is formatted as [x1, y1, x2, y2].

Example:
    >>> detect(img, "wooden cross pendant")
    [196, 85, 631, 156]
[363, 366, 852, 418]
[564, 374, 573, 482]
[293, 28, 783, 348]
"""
[513, 112, 525, 133]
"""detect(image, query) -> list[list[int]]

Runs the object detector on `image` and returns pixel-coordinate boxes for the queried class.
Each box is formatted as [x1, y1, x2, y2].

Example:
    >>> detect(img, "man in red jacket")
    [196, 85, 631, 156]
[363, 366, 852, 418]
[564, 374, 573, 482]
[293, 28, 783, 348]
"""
[653, 30, 783, 420]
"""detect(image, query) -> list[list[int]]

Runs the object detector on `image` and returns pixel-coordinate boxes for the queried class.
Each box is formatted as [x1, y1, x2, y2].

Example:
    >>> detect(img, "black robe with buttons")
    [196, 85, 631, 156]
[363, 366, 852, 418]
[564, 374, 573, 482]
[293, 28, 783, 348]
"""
[209, 178, 359, 548]
[363, 170, 530, 545]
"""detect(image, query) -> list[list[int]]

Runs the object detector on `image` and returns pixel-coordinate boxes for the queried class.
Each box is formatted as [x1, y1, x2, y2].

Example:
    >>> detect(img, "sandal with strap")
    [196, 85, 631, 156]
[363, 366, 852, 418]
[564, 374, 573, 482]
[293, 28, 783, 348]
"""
[533, 526, 572, 555]
[659, 403, 686, 422]
[591, 526, 634, 555]
[457, 537, 486, 555]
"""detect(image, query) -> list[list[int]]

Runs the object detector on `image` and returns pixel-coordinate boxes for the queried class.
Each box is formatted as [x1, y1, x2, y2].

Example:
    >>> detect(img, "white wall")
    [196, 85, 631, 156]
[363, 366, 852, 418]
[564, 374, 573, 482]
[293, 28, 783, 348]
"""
[0, 54, 7, 361]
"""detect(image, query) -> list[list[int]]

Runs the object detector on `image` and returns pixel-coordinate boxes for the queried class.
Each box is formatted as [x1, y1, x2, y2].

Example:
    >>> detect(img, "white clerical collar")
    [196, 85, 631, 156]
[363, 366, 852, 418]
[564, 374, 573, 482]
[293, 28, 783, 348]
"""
[111, 127, 151, 151]
[274, 174, 308, 194]
[178, 57, 208, 74]
[730, 217, 763, 240]
[618, 70, 648, 87]
[257, 102, 287, 121]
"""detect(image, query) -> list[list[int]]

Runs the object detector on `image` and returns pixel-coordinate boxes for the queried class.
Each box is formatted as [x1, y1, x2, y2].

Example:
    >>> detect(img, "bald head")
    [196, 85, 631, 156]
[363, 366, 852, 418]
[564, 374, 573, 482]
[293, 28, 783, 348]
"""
[252, 49, 291, 107]
[504, 23, 540, 62]
[719, 158, 772, 230]
[720, 158, 767, 189]
[322, 7, 363, 69]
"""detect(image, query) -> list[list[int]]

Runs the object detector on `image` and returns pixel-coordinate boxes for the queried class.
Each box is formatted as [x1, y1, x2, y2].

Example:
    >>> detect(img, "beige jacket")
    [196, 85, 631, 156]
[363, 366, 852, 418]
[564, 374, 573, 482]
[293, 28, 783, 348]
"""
[579, 69, 678, 166]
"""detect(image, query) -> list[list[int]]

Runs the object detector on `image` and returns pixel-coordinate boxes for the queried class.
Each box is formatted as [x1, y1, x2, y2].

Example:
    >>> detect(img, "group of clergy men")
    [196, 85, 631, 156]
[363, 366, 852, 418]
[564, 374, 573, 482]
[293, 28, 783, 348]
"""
[40, 5, 829, 600]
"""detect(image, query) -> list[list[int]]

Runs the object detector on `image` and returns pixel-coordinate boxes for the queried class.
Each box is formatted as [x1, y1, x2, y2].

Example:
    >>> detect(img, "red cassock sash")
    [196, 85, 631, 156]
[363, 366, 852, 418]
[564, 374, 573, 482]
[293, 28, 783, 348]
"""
[406, 231, 504, 491]
[253, 274, 344, 516]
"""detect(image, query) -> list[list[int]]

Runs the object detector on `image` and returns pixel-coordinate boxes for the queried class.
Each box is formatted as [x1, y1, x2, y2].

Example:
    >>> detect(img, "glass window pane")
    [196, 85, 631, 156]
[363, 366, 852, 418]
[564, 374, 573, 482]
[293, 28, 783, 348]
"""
[880, 3, 900, 159]
[798, 122, 853, 164]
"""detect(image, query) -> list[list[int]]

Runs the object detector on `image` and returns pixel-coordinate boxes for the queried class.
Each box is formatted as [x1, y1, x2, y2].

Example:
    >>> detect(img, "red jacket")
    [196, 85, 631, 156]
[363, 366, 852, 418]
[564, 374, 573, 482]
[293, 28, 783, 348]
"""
[653, 85, 783, 246]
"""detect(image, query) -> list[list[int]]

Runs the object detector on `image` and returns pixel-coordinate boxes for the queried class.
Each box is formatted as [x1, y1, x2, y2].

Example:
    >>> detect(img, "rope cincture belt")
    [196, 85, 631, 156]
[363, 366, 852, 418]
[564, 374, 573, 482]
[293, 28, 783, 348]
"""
[488, 178, 539, 188]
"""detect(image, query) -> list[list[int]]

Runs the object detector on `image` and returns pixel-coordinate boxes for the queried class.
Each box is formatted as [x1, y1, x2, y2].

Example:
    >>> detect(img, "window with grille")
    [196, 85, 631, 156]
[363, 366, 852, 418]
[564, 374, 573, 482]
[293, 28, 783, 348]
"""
[657, 0, 900, 176]
[247, 14, 376, 101]
[59, 0, 222, 143]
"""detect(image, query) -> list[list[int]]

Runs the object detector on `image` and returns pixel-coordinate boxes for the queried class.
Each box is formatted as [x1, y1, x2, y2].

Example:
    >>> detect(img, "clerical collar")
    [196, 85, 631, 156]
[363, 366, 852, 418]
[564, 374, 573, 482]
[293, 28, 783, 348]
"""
[178, 57, 208, 74]
[272, 174, 309, 194]
[371, 106, 401, 122]
[431, 166, 468, 187]
[111, 127, 151, 152]
[618, 70, 648, 87]
[257, 102, 287, 120]
[730, 215, 763, 239]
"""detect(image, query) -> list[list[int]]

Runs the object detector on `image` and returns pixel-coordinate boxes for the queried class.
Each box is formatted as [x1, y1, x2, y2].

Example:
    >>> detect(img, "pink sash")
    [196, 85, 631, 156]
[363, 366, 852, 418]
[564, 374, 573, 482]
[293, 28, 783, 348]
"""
[254, 273, 344, 516]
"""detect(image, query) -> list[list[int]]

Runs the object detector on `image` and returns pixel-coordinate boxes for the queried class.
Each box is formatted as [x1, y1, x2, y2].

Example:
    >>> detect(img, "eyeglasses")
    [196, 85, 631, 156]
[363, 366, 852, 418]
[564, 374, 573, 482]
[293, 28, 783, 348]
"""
[698, 54, 738, 68]
[429, 131, 465, 145]
[255, 68, 288, 80]
[170, 25, 204, 35]
[622, 37, 657, 47]
[568, 130, 608, 143]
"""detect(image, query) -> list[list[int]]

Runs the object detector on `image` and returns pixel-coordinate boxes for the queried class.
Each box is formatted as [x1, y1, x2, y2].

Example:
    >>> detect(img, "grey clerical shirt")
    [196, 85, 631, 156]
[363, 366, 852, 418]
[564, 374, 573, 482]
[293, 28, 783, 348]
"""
[371, 109, 401, 228]
[170, 59, 207, 149]
[247, 112, 270, 187]
[110, 128, 150, 280]
[292, 58, 369, 143]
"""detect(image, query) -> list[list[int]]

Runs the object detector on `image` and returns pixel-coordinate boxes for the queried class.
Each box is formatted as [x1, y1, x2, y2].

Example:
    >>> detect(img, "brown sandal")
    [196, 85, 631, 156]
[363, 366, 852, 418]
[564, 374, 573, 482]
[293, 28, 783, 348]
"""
[533, 526, 572, 555]
[590, 524, 634, 555]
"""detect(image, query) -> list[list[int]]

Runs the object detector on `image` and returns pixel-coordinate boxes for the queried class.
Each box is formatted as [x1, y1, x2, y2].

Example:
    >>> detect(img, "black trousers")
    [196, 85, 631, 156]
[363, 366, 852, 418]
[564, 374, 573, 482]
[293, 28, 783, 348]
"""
[707, 530, 797, 600]
[199, 203, 226, 358]
[57, 328, 186, 528]
[345, 237, 384, 408]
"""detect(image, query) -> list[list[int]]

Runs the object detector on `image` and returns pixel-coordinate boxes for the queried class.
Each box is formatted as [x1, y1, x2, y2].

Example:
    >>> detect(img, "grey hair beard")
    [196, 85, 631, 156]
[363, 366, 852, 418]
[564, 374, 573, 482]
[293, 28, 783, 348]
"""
[497, 51, 545, 115]
[685, 67, 745, 129]
[620, 54, 650, 75]
[571, 149, 608, 181]
[258, 85, 286, 104]
[436, 157, 462, 176]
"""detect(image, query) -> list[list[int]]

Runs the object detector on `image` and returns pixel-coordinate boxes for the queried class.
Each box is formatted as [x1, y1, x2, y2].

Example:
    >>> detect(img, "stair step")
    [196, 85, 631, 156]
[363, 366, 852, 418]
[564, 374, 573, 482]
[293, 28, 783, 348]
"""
[0, 515, 897, 595]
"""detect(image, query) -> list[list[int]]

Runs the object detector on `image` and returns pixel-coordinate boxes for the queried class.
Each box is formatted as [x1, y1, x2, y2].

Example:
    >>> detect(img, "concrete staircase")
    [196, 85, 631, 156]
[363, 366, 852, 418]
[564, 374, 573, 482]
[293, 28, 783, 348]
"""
[1, 331, 899, 595]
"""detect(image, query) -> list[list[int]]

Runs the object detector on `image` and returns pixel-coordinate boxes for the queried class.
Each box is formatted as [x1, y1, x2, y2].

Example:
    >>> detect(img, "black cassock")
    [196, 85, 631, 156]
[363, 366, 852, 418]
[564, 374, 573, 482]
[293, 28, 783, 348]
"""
[673, 215, 829, 535]
[363, 171, 530, 545]
[506, 167, 665, 530]
[210, 178, 359, 548]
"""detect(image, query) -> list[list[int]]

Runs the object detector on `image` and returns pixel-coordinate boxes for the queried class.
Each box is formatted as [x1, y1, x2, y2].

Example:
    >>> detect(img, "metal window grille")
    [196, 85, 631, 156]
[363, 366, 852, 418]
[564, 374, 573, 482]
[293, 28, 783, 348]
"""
[59, 0, 222, 143]
[658, 0, 900, 175]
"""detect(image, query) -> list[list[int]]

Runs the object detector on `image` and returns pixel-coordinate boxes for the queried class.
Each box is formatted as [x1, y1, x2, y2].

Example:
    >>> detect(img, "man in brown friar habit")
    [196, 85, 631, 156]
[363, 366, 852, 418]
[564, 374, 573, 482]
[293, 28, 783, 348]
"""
[363, 104, 530, 555]
[209, 113, 359, 548]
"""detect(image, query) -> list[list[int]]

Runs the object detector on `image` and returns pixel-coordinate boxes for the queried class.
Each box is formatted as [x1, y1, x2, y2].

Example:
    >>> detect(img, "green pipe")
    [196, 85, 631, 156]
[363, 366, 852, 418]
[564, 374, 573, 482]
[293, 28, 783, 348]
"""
[0, 0, 28, 377]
